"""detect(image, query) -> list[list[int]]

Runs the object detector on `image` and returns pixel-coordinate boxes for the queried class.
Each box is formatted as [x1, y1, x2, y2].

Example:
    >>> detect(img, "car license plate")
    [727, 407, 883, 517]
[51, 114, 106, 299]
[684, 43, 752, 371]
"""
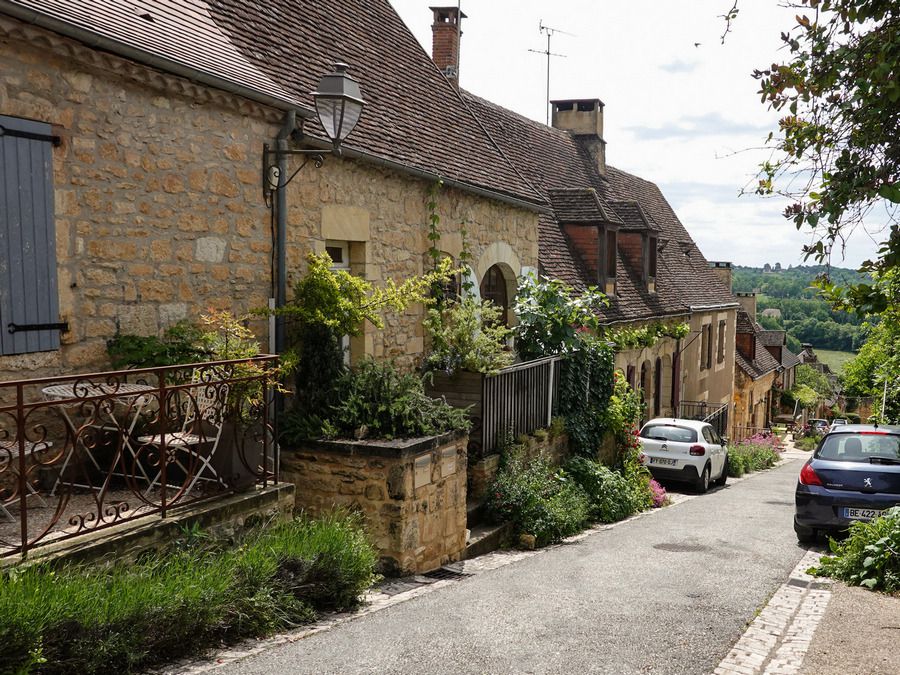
[843, 507, 883, 521]
[651, 457, 677, 466]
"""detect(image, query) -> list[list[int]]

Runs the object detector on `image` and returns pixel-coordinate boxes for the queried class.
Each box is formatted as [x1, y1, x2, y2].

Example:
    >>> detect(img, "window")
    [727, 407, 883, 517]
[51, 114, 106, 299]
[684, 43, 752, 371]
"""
[605, 229, 617, 292]
[648, 236, 657, 279]
[701, 427, 714, 444]
[640, 424, 697, 443]
[700, 324, 712, 370]
[326, 240, 351, 365]
[717, 319, 726, 364]
[0, 115, 61, 356]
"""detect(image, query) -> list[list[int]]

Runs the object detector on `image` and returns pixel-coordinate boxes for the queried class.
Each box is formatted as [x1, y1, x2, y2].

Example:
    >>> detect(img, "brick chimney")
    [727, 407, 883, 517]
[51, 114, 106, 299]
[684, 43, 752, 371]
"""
[551, 98, 606, 176]
[431, 6, 466, 87]
[709, 261, 733, 292]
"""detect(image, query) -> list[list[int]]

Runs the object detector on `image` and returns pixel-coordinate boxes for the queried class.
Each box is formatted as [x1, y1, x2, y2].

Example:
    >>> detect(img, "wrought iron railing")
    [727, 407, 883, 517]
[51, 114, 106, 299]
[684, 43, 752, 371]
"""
[0, 356, 278, 558]
[679, 400, 729, 439]
[480, 355, 562, 456]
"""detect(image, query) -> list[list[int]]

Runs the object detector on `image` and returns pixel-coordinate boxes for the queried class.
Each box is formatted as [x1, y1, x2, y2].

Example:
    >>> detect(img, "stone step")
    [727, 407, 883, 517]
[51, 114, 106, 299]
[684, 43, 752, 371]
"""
[466, 498, 486, 528]
[464, 521, 513, 560]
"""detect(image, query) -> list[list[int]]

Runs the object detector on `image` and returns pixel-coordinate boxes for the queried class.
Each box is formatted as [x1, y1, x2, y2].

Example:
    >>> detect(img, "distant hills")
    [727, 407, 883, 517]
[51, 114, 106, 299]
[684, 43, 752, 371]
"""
[732, 265, 869, 354]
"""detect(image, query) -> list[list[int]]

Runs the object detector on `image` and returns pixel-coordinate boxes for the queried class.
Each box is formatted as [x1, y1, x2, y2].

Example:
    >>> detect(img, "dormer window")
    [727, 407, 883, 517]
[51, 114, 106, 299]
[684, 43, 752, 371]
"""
[605, 228, 617, 295]
[647, 235, 657, 293]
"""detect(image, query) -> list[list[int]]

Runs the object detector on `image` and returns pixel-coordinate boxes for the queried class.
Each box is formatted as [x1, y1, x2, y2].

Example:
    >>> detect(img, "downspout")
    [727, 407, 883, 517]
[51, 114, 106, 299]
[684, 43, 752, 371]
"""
[274, 110, 296, 354]
[673, 338, 682, 413]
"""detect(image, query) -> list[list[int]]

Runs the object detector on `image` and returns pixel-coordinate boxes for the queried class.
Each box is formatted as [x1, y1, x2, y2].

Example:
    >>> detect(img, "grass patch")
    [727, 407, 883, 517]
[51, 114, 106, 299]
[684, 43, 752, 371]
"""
[0, 511, 379, 675]
[814, 349, 856, 375]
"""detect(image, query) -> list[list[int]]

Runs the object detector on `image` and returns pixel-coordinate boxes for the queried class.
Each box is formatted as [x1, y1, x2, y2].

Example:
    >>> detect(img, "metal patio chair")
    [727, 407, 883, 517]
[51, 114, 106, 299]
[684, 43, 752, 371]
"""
[138, 371, 230, 496]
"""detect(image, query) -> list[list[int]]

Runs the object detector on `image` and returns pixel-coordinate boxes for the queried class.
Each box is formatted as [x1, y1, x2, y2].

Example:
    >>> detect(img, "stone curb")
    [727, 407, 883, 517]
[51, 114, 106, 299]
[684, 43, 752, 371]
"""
[715, 550, 832, 675]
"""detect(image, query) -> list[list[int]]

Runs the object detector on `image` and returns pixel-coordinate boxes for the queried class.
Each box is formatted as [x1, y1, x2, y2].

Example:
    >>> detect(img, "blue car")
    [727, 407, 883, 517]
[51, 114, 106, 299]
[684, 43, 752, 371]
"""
[794, 424, 900, 543]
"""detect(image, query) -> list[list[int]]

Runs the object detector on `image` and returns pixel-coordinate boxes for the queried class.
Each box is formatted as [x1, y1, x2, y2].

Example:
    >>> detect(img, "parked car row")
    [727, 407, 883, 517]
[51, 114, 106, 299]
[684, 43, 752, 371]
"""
[637, 418, 728, 493]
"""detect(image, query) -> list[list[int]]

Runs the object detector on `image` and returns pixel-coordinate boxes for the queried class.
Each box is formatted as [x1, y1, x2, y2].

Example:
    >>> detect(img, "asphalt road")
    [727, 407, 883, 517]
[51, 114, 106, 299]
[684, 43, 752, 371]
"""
[217, 458, 808, 675]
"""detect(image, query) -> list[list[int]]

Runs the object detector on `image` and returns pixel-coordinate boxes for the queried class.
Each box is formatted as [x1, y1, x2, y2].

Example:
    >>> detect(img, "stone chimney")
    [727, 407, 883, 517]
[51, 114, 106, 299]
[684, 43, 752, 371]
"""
[736, 291, 757, 323]
[709, 261, 733, 292]
[430, 6, 465, 87]
[551, 98, 606, 176]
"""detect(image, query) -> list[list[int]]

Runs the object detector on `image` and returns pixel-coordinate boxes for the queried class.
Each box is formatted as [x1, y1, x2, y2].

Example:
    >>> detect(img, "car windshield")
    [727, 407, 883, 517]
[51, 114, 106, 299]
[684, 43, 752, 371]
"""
[641, 425, 698, 443]
[817, 434, 900, 462]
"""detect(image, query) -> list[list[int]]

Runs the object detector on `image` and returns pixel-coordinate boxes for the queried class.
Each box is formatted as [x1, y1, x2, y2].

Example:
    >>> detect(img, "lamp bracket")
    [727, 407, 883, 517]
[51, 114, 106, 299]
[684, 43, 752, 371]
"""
[262, 143, 326, 203]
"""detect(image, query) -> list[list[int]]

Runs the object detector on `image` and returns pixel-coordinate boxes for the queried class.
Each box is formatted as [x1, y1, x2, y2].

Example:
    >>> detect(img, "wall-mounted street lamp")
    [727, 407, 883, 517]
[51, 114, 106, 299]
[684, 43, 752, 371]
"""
[262, 62, 365, 198]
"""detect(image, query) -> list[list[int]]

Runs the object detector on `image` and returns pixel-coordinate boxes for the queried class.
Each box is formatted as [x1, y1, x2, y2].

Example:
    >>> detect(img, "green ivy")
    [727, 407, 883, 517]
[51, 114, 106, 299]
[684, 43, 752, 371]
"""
[605, 321, 690, 351]
[557, 335, 616, 456]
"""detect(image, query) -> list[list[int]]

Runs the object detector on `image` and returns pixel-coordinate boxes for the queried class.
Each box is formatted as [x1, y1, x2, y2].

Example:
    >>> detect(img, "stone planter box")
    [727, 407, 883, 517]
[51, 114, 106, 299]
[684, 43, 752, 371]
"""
[281, 430, 468, 576]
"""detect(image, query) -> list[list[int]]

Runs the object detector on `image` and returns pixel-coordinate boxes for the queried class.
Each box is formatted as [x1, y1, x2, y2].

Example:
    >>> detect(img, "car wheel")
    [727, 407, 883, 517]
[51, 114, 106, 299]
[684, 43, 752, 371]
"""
[694, 464, 710, 493]
[795, 523, 817, 544]
[714, 455, 728, 487]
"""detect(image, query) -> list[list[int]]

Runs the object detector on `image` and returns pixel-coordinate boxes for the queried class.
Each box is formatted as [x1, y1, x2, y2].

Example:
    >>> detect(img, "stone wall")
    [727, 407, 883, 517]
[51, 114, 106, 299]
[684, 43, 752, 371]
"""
[0, 17, 539, 381]
[281, 431, 467, 575]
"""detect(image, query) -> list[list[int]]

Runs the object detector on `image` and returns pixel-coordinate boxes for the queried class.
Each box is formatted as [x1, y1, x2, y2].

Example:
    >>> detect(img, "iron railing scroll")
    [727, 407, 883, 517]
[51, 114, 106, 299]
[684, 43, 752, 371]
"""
[0, 356, 278, 558]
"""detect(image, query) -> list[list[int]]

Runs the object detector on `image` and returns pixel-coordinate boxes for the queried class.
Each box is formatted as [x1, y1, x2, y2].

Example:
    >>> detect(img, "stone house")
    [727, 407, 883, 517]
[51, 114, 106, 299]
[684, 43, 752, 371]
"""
[731, 293, 781, 435]
[425, 8, 739, 429]
[0, 0, 546, 382]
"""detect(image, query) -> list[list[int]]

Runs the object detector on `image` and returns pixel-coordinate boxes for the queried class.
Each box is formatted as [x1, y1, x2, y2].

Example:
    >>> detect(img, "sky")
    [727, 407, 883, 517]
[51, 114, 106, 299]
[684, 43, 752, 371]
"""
[387, 0, 886, 270]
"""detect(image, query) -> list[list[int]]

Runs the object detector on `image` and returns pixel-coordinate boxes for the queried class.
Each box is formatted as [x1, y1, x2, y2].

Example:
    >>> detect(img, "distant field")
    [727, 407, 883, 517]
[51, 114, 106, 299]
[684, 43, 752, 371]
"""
[814, 349, 856, 374]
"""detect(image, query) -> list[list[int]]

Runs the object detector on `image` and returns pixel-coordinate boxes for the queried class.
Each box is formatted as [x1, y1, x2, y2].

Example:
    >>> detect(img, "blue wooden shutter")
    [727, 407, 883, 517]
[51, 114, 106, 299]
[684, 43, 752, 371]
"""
[0, 115, 60, 355]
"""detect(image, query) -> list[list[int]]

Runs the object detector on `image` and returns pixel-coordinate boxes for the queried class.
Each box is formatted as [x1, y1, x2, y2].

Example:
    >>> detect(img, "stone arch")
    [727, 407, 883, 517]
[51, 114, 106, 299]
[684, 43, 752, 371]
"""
[477, 242, 521, 327]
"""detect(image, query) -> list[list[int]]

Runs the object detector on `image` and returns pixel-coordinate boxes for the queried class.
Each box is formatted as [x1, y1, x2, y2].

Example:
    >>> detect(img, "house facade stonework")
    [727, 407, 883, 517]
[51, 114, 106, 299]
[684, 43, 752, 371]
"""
[0, 6, 539, 381]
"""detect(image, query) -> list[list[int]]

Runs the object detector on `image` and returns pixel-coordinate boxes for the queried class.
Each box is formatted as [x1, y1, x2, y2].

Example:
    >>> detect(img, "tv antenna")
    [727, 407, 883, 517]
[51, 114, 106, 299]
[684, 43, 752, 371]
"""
[528, 20, 574, 125]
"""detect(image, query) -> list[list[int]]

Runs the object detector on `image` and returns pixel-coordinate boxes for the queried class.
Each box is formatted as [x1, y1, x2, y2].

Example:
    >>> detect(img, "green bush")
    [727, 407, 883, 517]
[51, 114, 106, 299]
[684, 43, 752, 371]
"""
[565, 457, 639, 523]
[0, 512, 378, 675]
[422, 297, 513, 376]
[811, 506, 900, 592]
[728, 443, 780, 477]
[330, 358, 470, 440]
[794, 435, 819, 452]
[486, 456, 590, 547]
[282, 358, 470, 442]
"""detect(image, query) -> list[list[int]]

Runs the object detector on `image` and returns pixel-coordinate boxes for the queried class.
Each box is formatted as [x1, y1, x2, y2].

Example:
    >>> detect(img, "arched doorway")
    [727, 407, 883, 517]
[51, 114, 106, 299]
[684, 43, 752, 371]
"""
[480, 264, 511, 325]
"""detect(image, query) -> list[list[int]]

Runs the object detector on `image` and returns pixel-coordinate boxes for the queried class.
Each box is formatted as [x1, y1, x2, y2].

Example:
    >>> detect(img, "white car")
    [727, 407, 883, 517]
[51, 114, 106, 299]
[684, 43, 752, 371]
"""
[638, 418, 729, 493]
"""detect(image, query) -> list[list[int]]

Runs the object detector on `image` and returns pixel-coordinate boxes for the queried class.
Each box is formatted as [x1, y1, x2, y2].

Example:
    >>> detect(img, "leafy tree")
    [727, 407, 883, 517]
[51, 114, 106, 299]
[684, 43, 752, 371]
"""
[841, 269, 900, 421]
[750, 0, 899, 314]
[796, 363, 833, 398]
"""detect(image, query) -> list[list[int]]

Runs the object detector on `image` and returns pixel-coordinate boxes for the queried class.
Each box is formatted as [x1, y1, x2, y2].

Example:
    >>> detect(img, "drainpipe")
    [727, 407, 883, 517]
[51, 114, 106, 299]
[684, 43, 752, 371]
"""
[274, 110, 296, 354]
[673, 338, 682, 413]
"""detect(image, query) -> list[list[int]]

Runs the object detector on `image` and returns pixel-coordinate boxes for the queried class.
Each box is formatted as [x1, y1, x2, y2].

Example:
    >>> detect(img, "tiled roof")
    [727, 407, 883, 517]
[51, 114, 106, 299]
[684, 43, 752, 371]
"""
[736, 336, 781, 380]
[736, 310, 756, 333]
[782, 347, 801, 369]
[548, 189, 623, 224]
[609, 200, 661, 232]
[463, 91, 734, 324]
[599, 165, 738, 310]
[758, 330, 786, 347]
[7, 0, 545, 206]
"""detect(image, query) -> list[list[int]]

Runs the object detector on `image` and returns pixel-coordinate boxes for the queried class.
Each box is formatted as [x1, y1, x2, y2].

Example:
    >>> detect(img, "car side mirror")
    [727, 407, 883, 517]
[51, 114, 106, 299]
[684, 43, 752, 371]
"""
[721, 437, 729, 446]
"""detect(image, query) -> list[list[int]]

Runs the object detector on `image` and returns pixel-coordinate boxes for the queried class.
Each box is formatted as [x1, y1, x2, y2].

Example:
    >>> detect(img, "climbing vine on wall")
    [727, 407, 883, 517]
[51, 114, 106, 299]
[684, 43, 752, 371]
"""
[605, 321, 691, 351]
[557, 335, 616, 456]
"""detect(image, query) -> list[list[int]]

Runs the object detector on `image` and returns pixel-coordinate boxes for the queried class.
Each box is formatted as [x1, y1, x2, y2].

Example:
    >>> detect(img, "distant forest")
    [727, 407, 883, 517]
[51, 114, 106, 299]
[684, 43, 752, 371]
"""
[732, 265, 870, 353]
